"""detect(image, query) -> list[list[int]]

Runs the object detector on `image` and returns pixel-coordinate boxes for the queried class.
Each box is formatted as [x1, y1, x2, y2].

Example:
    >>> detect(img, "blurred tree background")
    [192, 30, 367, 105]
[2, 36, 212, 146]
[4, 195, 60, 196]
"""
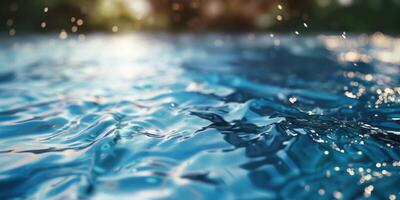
[1, 0, 400, 35]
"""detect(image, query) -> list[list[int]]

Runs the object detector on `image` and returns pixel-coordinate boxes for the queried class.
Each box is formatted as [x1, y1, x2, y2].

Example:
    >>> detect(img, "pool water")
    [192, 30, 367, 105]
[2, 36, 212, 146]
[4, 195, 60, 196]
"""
[0, 33, 399, 199]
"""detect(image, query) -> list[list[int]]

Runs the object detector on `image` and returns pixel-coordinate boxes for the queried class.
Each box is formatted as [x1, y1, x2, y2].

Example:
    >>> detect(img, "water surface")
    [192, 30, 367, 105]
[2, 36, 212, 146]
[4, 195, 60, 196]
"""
[0, 33, 399, 199]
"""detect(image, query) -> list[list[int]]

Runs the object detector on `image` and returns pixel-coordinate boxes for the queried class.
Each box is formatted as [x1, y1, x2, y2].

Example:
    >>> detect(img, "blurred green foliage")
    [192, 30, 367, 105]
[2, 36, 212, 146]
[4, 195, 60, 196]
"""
[1, 0, 400, 33]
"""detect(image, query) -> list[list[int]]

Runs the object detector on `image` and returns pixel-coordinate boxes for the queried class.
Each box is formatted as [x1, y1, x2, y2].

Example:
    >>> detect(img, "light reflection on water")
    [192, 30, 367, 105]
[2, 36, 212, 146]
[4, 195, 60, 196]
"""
[0, 33, 399, 199]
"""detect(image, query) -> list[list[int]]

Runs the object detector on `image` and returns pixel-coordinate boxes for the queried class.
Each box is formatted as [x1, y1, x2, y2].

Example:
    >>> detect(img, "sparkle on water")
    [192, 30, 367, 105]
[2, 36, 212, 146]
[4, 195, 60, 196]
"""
[0, 33, 399, 199]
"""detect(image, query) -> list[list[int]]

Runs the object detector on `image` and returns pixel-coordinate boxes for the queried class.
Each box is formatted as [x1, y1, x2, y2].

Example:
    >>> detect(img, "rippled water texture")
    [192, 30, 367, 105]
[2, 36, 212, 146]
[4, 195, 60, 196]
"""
[0, 33, 399, 199]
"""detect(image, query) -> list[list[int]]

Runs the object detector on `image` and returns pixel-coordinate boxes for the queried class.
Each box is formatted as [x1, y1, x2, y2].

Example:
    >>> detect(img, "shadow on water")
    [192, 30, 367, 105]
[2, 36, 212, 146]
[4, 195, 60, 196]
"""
[183, 36, 400, 198]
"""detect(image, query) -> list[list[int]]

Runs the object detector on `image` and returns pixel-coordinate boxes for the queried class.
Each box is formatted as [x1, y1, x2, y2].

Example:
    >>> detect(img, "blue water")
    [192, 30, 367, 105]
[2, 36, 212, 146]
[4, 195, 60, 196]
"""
[0, 33, 399, 199]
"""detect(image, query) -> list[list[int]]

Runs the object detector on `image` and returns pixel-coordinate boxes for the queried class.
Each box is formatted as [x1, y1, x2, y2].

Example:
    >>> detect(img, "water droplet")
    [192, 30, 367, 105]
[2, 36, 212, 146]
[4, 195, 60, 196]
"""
[41, 22, 47, 28]
[334, 191, 343, 199]
[112, 25, 119, 33]
[77, 19, 84, 26]
[71, 25, 78, 33]
[363, 185, 374, 198]
[6, 18, 13, 27]
[342, 32, 347, 39]
[59, 30, 68, 40]
[8, 28, 16, 36]
[365, 74, 373, 81]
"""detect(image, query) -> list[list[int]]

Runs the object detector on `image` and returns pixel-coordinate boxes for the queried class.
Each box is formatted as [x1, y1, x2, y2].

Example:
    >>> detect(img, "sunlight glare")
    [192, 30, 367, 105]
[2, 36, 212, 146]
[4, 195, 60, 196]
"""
[124, 0, 151, 19]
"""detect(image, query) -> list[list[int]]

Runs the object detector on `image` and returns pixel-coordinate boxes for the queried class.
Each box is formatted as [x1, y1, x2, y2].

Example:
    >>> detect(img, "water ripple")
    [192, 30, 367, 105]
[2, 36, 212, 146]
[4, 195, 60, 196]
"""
[0, 33, 399, 199]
